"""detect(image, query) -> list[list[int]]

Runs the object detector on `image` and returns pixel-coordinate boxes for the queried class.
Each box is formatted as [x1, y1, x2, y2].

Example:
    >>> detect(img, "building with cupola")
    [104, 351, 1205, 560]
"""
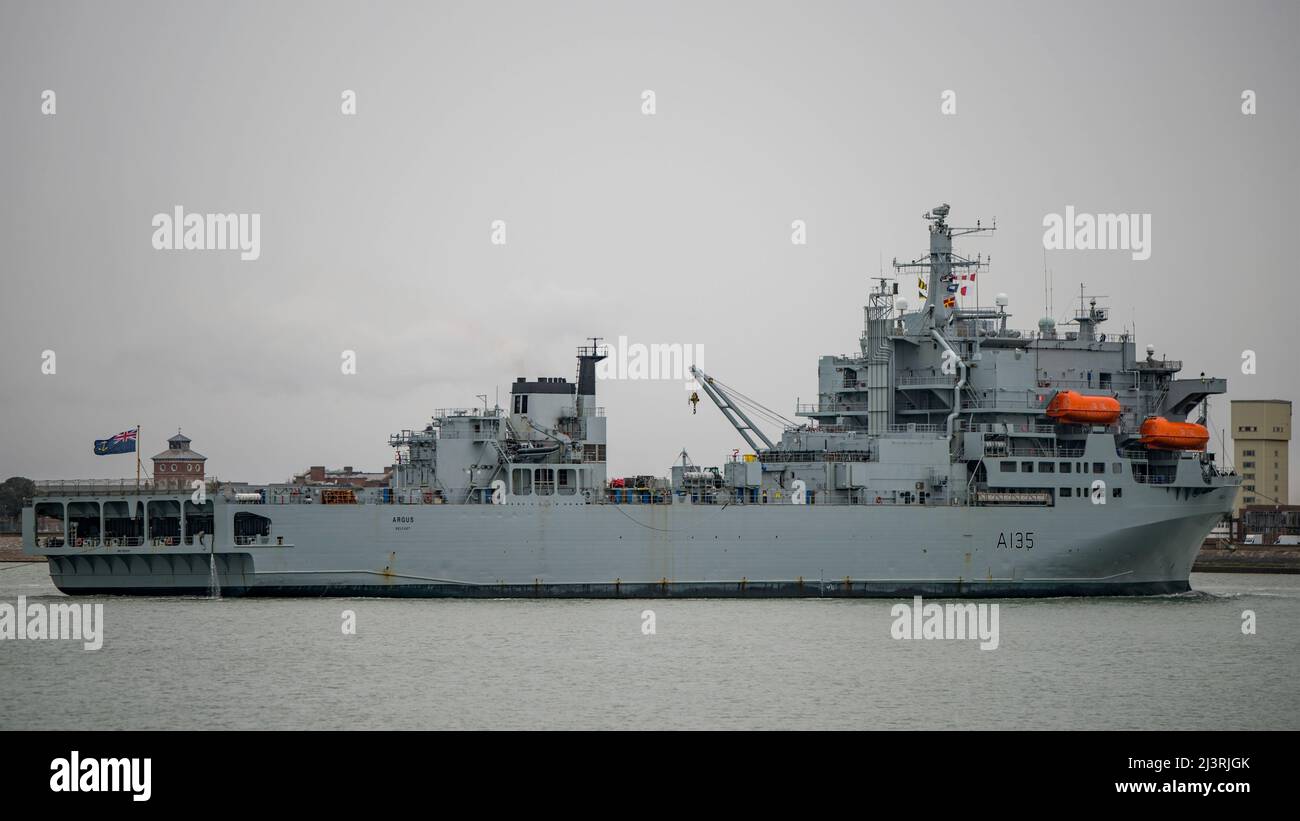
[151, 431, 206, 490]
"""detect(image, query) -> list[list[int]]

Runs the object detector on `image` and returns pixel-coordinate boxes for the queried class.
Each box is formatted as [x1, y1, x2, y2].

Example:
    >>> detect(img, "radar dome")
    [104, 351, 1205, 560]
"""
[995, 293, 1009, 307]
[896, 297, 910, 312]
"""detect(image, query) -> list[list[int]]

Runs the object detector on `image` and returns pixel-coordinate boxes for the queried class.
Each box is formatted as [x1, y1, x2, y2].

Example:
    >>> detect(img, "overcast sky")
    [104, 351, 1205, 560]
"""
[1, 0, 1296, 497]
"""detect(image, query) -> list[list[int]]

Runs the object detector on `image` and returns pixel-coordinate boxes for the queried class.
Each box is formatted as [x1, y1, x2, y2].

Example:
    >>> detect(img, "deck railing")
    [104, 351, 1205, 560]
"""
[33, 478, 223, 497]
[895, 376, 958, 387]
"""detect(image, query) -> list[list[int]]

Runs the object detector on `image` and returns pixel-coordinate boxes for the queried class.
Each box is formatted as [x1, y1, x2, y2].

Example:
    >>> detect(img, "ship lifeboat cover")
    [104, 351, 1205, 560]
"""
[1139, 416, 1210, 451]
[1045, 390, 1122, 425]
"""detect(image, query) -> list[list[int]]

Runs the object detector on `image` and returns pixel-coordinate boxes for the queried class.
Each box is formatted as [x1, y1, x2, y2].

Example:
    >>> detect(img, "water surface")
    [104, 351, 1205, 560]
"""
[0, 563, 1294, 730]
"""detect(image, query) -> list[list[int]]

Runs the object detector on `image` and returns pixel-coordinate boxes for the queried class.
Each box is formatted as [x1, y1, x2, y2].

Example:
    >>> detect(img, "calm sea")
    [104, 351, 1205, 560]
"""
[1, 562, 1296, 730]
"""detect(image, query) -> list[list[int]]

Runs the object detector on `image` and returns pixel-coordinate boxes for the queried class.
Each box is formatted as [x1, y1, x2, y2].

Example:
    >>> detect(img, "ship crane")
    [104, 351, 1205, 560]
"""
[688, 365, 795, 453]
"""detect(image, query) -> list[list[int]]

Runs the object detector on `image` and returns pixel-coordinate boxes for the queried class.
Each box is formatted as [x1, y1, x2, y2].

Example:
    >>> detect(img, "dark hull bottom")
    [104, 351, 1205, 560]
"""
[53, 579, 1193, 599]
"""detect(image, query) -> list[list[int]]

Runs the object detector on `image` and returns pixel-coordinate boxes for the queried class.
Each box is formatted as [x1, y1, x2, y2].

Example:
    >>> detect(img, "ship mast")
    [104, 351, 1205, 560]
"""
[891, 203, 995, 328]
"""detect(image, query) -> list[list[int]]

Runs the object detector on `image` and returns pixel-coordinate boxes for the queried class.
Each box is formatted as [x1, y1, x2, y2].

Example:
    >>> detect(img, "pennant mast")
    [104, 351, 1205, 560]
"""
[892, 203, 995, 328]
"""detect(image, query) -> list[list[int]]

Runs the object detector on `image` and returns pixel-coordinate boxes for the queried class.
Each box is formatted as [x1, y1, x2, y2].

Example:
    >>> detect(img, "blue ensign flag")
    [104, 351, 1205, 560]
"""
[93, 428, 138, 455]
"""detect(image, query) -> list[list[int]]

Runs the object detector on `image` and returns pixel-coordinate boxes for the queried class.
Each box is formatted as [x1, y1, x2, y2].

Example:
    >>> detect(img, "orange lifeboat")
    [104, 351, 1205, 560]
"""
[1139, 417, 1210, 451]
[1045, 390, 1122, 425]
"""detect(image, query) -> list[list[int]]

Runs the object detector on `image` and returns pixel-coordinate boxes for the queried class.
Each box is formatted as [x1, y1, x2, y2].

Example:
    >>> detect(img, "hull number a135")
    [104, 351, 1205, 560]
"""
[997, 531, 1034, 549]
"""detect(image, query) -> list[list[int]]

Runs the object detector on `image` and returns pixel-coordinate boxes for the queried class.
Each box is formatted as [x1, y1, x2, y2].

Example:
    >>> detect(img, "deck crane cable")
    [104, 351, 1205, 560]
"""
[703, 377, 798, 430]
[711, 386, 793, 433]
[688, 365, 803, 454]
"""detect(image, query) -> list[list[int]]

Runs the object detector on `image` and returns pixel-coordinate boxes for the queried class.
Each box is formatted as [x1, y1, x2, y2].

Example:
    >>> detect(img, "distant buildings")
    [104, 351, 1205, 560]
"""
[1231, 399, 1291, 513]
[1234, 505, 1300, 545]
[292, 465, 390, 488]
[146, 430, 388, 491]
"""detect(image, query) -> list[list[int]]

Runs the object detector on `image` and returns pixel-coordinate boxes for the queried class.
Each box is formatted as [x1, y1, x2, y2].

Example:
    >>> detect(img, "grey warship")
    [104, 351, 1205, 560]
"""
[23, 204, 1239, 597]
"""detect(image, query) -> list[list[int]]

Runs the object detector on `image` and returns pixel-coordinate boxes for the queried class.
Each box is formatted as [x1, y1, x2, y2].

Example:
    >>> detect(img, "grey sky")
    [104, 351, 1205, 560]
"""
[1, 0, 1296, 496]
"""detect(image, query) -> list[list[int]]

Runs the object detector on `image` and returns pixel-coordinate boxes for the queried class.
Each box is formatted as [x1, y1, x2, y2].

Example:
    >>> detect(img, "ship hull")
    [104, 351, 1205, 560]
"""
[33, 486, 1234, 598]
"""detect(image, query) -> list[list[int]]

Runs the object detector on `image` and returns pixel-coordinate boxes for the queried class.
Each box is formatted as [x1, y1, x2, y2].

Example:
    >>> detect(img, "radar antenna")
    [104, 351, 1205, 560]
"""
[891, 203, 996, 327]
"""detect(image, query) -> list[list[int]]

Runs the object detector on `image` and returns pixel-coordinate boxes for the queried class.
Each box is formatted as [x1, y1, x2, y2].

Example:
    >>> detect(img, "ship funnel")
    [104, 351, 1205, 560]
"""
[576, 338, 608, 397]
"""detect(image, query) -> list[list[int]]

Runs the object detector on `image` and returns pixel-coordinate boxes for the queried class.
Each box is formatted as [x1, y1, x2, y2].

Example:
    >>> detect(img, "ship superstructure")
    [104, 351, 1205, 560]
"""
[24, 205, 1239, 597]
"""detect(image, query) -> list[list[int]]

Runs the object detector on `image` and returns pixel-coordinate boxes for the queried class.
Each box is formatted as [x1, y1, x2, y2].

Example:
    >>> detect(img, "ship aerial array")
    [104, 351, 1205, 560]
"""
[24, 205, 1240, 598]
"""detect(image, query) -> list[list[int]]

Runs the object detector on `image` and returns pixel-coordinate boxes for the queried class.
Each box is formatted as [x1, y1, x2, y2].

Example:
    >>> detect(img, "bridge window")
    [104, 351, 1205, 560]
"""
[67, 501, 101, 542]
[1038, 462, 1055, 473]
[1021, 462, 1034, 473]
[147, 499, 182, 543]
[1112, 487, 1123, 499]
[33, 502, 64, 547]
[233, 512, 271, 545]
[185, 500, 214, 545]
[1060, 487, 1072, 498]
[1113, 463, 1123, 474]
[102, 500, 143, 544]
[1093, 463, 1105, 474]
[536, 468, 555, 496]
[511, 468, 532, 496]
[557, 469, 577, 496]
[1060, 463, 1072, 474]
[1000, 461, 1017, 472]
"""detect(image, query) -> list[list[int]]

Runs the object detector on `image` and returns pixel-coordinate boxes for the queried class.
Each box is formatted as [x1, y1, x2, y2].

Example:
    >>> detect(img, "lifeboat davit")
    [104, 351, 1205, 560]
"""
[1045, 390, 1122, 425]
[1139, 416, 1210, 451]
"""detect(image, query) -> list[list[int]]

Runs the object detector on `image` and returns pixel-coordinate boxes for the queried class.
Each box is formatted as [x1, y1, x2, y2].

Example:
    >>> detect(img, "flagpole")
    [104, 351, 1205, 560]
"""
[136, 425, 141, 490]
